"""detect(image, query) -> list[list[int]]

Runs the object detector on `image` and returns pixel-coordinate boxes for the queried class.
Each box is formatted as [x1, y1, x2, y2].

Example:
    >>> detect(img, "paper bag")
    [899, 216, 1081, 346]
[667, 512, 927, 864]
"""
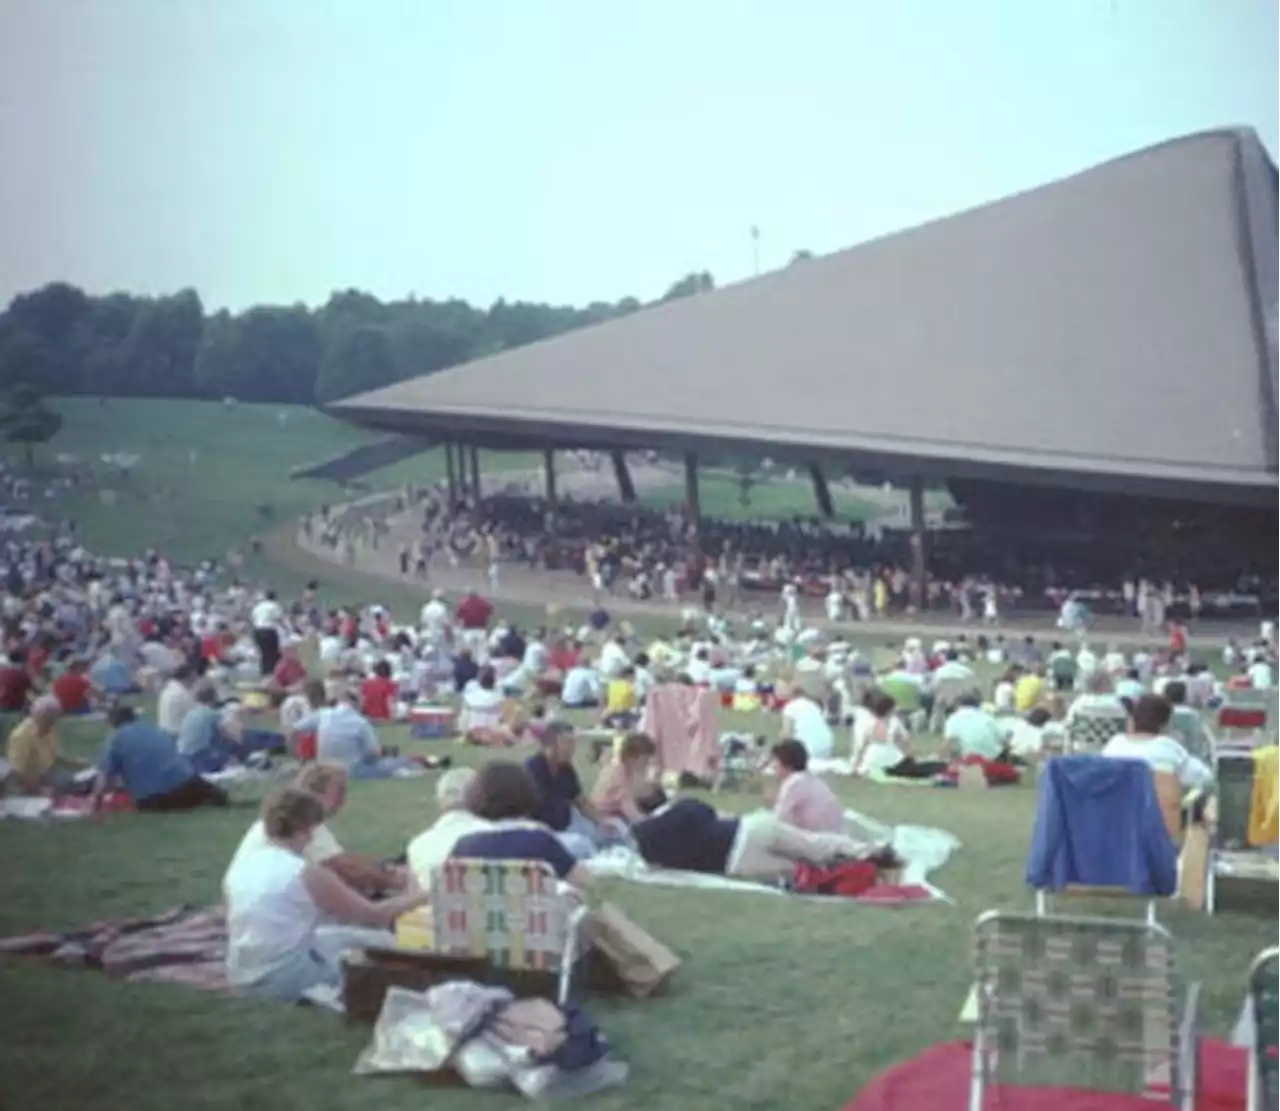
[582, 903, 680, 999]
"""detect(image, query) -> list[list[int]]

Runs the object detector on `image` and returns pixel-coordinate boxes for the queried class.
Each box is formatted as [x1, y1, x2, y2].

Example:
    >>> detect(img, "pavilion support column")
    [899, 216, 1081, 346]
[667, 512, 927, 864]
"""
[543, 447, 558, 523]
[908, 475, 927, 613]
[468, 445, 482, 499]
[684, 451, 701, 552]
[444, 443, 459, 504]
[808, 463, 834, 519]
[611, 450, 637, 503]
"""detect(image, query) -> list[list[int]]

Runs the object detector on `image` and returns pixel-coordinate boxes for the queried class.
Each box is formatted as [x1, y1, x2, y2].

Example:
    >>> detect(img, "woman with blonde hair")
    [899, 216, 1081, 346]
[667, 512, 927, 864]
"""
[222, 786, 429, 1002]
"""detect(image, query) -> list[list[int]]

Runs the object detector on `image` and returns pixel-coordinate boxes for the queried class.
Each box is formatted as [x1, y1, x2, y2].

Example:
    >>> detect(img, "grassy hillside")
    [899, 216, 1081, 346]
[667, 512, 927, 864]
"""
[17, 399, 534, 565]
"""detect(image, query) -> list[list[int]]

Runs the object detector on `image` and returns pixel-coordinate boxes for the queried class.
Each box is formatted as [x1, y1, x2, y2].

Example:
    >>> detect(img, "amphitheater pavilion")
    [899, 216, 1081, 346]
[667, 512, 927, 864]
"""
[329, 128, 1279, 600]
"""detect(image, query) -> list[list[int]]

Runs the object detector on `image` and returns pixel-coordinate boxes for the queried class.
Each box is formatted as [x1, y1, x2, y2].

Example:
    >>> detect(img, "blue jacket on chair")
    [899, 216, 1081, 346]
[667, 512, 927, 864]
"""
[1026, 755, 1178, 896]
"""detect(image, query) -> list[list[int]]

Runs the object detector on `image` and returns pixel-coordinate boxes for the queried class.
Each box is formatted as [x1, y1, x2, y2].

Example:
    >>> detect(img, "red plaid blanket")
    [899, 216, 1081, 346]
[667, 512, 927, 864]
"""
[0, 905, 229, 992]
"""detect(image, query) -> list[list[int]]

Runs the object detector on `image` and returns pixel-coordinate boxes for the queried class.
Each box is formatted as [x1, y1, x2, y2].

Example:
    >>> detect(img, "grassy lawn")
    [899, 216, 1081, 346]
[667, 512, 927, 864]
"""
[0, 711, 1273, 1111]
[639, 470, 954, 523]
[0, 399, 1269, 1109]
[26, 398, 537, 565]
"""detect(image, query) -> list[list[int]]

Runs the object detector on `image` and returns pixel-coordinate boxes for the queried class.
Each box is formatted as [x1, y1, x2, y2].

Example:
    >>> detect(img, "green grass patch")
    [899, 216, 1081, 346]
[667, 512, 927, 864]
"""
[25, 398, 537, 565]
[0, 711, 1271, 1111]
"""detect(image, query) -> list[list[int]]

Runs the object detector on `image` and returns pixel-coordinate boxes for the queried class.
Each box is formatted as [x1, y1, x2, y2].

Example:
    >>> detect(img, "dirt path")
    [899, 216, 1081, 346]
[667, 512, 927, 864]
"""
[266, 497, 1248, 648]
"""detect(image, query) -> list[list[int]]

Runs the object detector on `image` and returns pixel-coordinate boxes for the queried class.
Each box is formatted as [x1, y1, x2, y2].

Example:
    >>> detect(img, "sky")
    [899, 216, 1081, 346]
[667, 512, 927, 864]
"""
[0, 0, 1275, 312]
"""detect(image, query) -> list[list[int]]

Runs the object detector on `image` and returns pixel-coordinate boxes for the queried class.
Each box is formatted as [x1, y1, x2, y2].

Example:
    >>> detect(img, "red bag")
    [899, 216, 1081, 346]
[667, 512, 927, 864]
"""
[793, 860, 879, 898]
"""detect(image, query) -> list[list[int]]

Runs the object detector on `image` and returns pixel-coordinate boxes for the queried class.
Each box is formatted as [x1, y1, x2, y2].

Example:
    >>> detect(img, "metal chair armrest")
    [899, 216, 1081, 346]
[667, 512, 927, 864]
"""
[1177, 981, 1201, 1111]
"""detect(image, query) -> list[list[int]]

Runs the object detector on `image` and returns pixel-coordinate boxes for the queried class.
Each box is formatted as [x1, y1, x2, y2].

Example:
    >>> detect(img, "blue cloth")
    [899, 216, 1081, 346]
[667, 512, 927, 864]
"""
[525, 752, 582, 831]
[98, 721, 198, 803]
[90, 657, 136, 695]
[1025, 755, 1178, 896]
[452, 826, 578, 878]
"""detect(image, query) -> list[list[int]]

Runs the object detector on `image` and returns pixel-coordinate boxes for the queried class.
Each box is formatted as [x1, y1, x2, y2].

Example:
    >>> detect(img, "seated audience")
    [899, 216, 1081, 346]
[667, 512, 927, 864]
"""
[407, 767, 495, 888]
[177, 682, 236, 774]
[1013, 665, 1046, 713]
[271, 645, 309, 691]
[779, 689, 834, 760]
[1066, 672, 1128, 723]
[1006, 707, 1057, 761]
[561, 661, 602, 708]
[359, 659, 398, 722]
[944, 693, 1009, 761]
[601, 666, 639, 728]
[5, 696, 83, 793]
[449, 761, 594, 888]
[0, 649, 36, 714]
[294, 690, 410, 779]
[770, 739, 844, 833]
[849, 690, 947, 779]
[1101, 693, 1213, 790]
[92, 704, 230, 812]
[1162, 680, 1212, 759]
[223, 786, 429, 1002]
[590, 732, 656, 825]
[460, 666, 514, 746]
[51, 658, 95, 715]
[632, 788, 869, 883]
[156, 666, 196, 736]
[231, 762, 402, 895]
[525, 721, 621, 856]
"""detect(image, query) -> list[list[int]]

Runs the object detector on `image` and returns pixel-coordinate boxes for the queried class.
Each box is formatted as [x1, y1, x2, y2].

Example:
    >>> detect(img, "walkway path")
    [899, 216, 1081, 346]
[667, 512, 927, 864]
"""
[269, 498, 1248, 649]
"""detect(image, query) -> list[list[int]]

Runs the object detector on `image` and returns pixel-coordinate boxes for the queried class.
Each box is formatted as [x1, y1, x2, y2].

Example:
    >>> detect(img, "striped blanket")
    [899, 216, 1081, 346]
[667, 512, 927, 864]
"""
[0, 905, 228, 991]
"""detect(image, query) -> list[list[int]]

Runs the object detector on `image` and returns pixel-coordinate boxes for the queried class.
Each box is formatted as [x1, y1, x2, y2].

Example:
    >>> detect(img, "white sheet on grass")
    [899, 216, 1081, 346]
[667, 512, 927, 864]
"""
[583, 807, 960, 901]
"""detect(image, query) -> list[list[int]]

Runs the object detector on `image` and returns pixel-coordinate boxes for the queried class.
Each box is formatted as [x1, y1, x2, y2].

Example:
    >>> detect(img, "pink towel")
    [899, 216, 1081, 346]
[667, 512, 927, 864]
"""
[642, 684, 720, 780]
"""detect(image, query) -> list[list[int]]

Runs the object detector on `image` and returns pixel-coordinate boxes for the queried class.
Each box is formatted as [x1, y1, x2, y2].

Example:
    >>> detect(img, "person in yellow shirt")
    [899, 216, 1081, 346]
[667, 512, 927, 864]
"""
[5, 696, 83, 794]
[602, 667, 639, 728]
[1013, 667, 1047, 714]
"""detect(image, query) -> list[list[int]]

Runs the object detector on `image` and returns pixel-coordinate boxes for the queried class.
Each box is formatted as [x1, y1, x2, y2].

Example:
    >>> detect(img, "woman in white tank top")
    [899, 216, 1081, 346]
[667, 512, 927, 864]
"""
[223, 787, 430, 1001]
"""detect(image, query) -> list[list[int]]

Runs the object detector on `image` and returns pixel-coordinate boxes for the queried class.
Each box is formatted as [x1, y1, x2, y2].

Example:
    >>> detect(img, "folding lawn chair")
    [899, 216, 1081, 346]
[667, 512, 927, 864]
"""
[969, 910, 1199, 1111]
[1246, 947, 1279, 1111]
[1205, 751, 1280, 915]
[1065, 704, 1128, 753]
[430, 858, 588, 1005]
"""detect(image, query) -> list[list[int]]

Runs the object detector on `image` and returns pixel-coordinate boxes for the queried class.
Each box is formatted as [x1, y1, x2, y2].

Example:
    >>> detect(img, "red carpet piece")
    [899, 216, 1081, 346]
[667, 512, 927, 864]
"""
[843, 1039, 1247, 1111]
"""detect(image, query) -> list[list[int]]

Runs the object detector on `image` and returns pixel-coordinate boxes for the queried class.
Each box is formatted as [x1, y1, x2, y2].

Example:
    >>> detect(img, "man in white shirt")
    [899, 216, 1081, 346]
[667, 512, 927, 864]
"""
[407, 768, 494, 889]
[419, 590, 449, 637]
[1100, 694, 1212, 790]
[597, 636, 630, 680]
[561, 664, 602, 708]
[779, 690, 834, 760]
[251, 590, 284, 677]
[156, 667, 197, 736]
[1247, 658, 1274, 690]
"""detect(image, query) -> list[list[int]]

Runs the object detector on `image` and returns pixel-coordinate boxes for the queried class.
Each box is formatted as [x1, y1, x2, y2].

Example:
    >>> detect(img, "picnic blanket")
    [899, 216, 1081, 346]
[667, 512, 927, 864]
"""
[585, 807, 958, 904]
[0, 792, 133, 820]
[0, 905, 229, 992]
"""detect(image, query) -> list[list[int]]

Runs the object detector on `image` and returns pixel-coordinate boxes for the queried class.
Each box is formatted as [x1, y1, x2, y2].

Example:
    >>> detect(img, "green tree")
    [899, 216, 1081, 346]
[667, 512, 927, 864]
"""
[0, 384, 62, 464]
[315, 326, 397, 403]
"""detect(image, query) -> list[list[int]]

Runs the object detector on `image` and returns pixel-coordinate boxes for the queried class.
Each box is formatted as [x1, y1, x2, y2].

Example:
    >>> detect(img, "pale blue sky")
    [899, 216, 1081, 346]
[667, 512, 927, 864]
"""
[0, 0, 1275, 311]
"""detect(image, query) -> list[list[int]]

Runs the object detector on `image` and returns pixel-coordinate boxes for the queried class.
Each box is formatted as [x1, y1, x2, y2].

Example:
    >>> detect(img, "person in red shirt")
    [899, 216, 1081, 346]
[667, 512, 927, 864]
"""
[272, 646, 308, 690]
[360, 660, 399, 722]
[1168, 621, 1188, 660]
[52, 658, 95, 714]
[455, 593, 493, 631]
[0, 648, 35, 712]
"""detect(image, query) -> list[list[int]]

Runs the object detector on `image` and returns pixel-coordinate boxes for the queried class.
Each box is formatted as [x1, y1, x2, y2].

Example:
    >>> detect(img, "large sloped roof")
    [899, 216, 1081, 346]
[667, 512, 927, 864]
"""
[333, 128, 1279, 501]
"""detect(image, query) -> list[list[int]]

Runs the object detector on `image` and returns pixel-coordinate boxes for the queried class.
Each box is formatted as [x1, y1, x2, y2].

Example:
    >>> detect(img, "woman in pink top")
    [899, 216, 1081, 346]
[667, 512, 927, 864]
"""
[770, 740, 845, 833]
[589, 732, 657, 825]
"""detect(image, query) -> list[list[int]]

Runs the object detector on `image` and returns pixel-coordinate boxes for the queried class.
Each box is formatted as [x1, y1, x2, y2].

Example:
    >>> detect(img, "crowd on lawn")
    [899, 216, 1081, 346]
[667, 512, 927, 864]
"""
[303, 481, 1276, 624]
[0, 520, 1276, 1009]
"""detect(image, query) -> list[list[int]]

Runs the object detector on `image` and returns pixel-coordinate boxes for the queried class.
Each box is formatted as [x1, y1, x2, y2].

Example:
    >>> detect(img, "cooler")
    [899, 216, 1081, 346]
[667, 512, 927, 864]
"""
[408, 704, 456, 740]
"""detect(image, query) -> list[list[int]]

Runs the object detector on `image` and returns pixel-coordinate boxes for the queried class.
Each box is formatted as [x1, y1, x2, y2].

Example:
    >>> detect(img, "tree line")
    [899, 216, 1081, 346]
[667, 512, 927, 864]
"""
[0, 269, 720, 407]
